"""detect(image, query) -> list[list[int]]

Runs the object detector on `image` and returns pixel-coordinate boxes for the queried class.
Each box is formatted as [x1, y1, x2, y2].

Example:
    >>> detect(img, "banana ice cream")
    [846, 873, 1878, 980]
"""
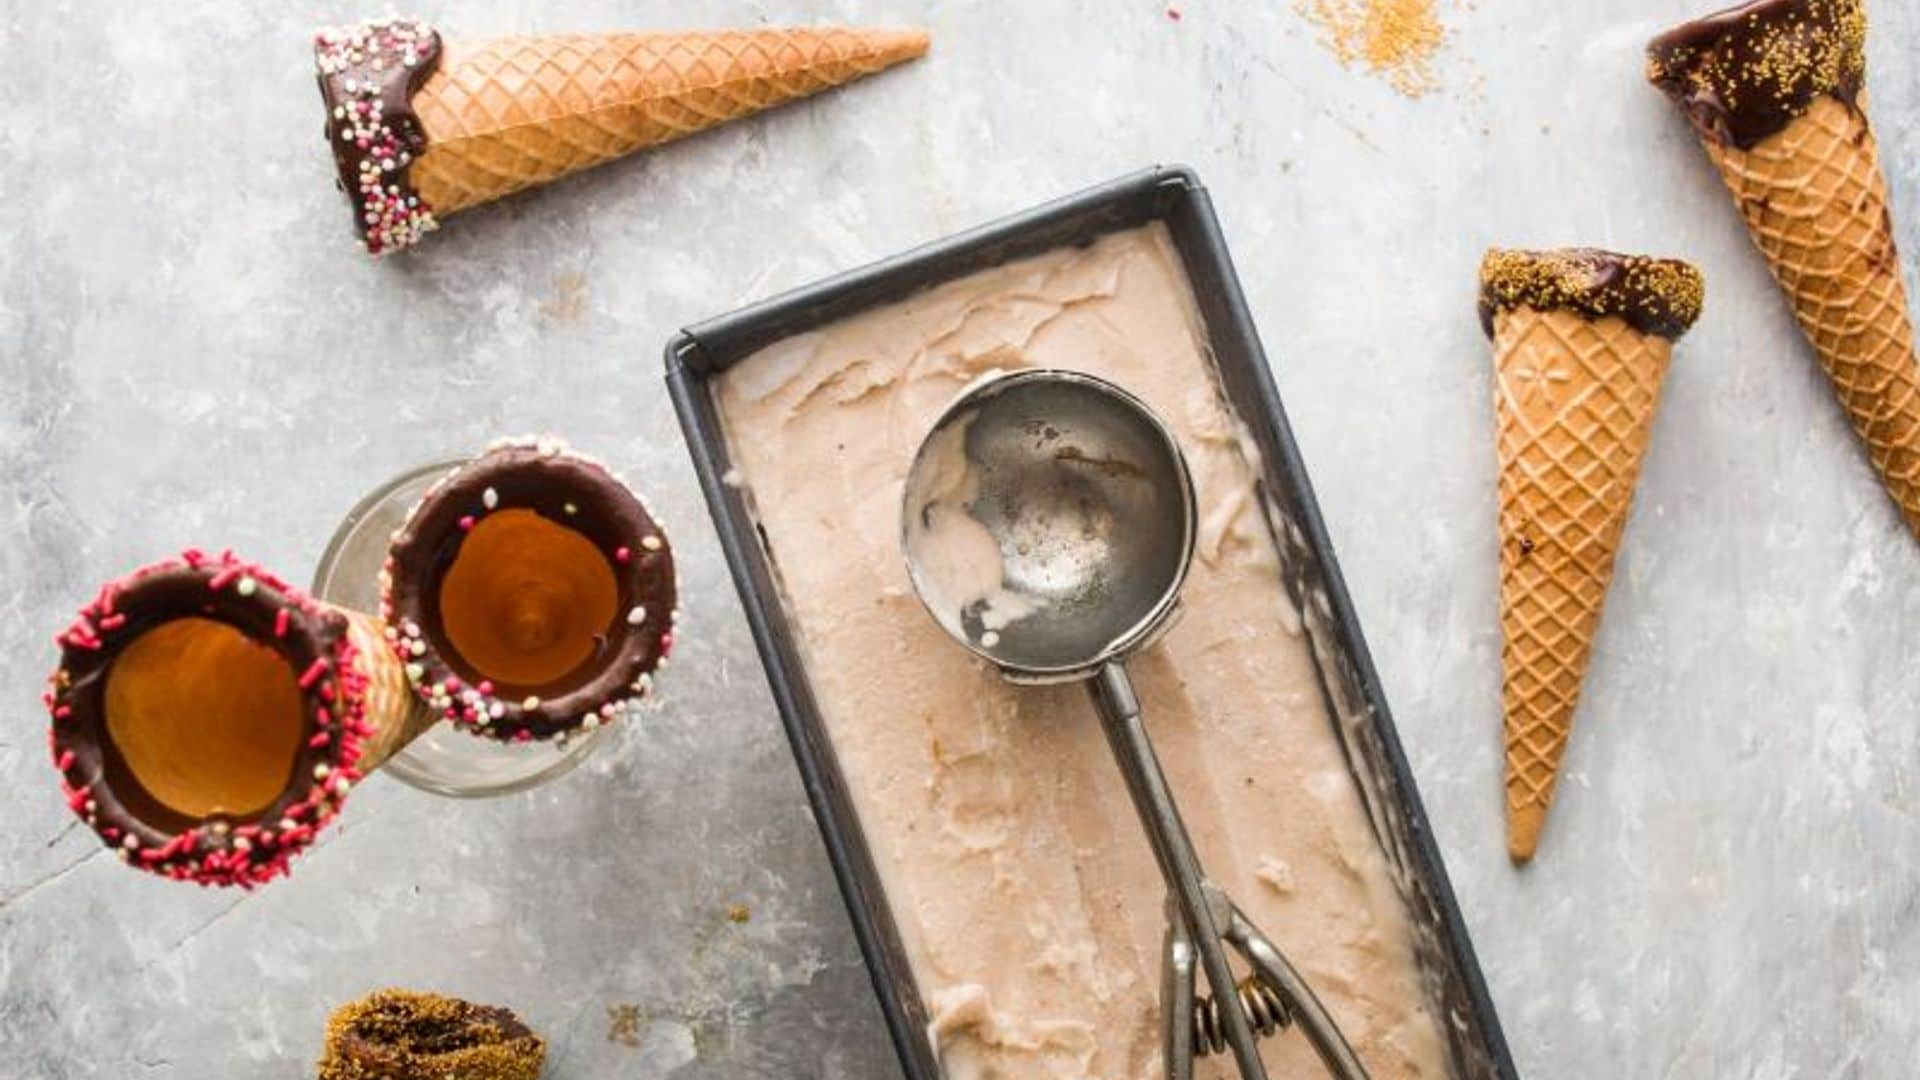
[716, 224, 1450, 1078]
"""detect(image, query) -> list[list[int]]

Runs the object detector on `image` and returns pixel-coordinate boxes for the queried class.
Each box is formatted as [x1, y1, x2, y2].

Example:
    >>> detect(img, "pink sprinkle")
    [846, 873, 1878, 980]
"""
[476, 680, 494, 695]
[207, 567, 243, 591]
[308, 731, 332, 749]
[274, 609, 291, 638]
[315, 706, 332, 728]
[615, 546, 631, 564]
[444, 675, 462, 691]
[458, 515, 475, 531]
[297, 658, 330, 689]
[56, 750, 75, 771]
[53, 704, 72, 720]
[99, 613, 127, 631]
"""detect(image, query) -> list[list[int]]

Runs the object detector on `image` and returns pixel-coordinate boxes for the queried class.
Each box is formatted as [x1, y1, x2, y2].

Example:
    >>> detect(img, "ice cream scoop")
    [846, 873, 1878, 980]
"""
[901, 369, 1368, 1080]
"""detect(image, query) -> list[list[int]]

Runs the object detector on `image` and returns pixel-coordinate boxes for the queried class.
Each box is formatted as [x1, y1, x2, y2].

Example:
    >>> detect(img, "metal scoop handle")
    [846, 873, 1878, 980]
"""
[1092, 663, 1369, 1080]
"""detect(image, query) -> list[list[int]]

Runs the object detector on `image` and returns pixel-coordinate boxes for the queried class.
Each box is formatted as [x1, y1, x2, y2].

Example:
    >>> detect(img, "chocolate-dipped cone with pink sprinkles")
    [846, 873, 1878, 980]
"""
[313, 16, 929, 256]
[380, 437, 678, 744]
[43, 550, 432, 888]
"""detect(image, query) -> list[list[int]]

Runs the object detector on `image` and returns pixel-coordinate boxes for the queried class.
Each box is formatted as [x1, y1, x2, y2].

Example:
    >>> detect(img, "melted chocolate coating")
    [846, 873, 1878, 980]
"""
[1478, 248, 1706, 341]
[320, 989, 545, 1080]
[383, 442, 677, 741]
[314, 19, 442, 254]
[1647, 0, 1867, 149]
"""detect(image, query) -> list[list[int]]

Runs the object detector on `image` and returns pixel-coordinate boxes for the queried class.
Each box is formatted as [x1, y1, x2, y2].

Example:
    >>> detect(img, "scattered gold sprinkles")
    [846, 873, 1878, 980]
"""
[1296, 0, 1450, 98]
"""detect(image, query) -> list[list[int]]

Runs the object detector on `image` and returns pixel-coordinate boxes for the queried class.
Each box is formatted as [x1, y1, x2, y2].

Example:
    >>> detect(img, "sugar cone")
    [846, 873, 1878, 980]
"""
[1492, 308, 1674, 863]
[408, 28, 930, 215]
[44, 551, 438, 886]
[335, 607, 433, 772]
[1694, 95, 1920, 536]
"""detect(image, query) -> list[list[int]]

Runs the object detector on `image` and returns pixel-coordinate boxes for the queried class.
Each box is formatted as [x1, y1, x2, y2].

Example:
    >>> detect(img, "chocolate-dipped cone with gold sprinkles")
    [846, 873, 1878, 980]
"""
[43, 550, 432, 888]
[319, 988, 545, 1080]
[381, 437, 677, 744]
[1649, 0, 1920, 540]
[314, 16, 929, 256]
[1479, 248, 1705, 863]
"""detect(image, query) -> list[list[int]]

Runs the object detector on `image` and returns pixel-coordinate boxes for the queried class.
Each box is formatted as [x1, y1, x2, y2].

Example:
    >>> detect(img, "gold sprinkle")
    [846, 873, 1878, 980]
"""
[1296, 0, 1450, 98]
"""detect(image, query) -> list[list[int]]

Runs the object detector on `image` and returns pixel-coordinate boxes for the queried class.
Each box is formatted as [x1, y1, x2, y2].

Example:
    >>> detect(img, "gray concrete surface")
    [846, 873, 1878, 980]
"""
[4, 1, 1919, 1076]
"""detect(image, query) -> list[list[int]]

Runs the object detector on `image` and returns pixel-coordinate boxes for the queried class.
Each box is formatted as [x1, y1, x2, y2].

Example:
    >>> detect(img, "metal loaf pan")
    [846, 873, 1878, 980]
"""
[666, 166, 1517, 1079]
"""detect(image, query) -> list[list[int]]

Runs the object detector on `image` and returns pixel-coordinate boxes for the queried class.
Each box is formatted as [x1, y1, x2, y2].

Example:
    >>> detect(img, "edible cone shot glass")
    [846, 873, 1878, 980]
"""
[313, 437, 677, 795]
[43, 550, 431, 887]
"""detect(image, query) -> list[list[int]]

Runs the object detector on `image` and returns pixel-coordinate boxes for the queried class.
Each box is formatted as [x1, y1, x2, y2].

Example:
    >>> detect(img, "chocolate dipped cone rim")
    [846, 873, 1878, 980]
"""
[1478, 248, 1706, 341]
[381, 437, 677, 743]
[45, 550, 416, 887]
[1646, 0, 1867, 149]
[320, 989, 545, 1080]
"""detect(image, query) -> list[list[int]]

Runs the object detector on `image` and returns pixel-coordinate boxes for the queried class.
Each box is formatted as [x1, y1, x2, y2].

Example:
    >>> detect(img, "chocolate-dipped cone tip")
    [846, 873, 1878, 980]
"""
[381, 437, 677, 744]
[320, 989, 545, 1080]
[1646, 0, 1866, 149]
[1478, 248, 1706, 341]
[45, 550, 395, 888]
[314, 17, 443, 255]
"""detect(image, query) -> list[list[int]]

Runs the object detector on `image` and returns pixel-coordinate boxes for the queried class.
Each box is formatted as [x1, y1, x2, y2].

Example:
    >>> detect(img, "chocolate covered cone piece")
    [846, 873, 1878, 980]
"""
[1650, 0, 1920, 539]
[319, 989, 544, 1080]
[314, 18, 929, 253]
[44, 551, 432, 887]
[381, 437, 677, 743]
[1479, 249, 1705, 862]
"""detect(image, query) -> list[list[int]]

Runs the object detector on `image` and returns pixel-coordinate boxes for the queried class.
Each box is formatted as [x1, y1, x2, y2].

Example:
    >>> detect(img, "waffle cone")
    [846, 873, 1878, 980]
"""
[1492, 308, 1673, 863]
[407, 27, 929, 215]
[1698, 95, 1920, 537]
[335, 608, 433, 773]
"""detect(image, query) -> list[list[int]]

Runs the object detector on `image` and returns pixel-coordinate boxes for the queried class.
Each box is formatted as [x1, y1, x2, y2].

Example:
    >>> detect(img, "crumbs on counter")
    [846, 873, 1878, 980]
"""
[607, 1003, 643, 1047]
[1295, 0, 1451, 98]
[726, 903, 752, 924]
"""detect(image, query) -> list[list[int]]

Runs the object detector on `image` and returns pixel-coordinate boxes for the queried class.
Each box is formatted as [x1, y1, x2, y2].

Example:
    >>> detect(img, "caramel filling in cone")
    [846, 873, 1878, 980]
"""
[437, 509, 620, 692]
[103, 618, 305, 821]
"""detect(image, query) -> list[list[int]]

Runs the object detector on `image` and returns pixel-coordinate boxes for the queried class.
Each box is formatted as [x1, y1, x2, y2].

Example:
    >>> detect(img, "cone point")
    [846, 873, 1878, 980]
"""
[1508, 803, 1545, 864]
[872, 27, 932, 60]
